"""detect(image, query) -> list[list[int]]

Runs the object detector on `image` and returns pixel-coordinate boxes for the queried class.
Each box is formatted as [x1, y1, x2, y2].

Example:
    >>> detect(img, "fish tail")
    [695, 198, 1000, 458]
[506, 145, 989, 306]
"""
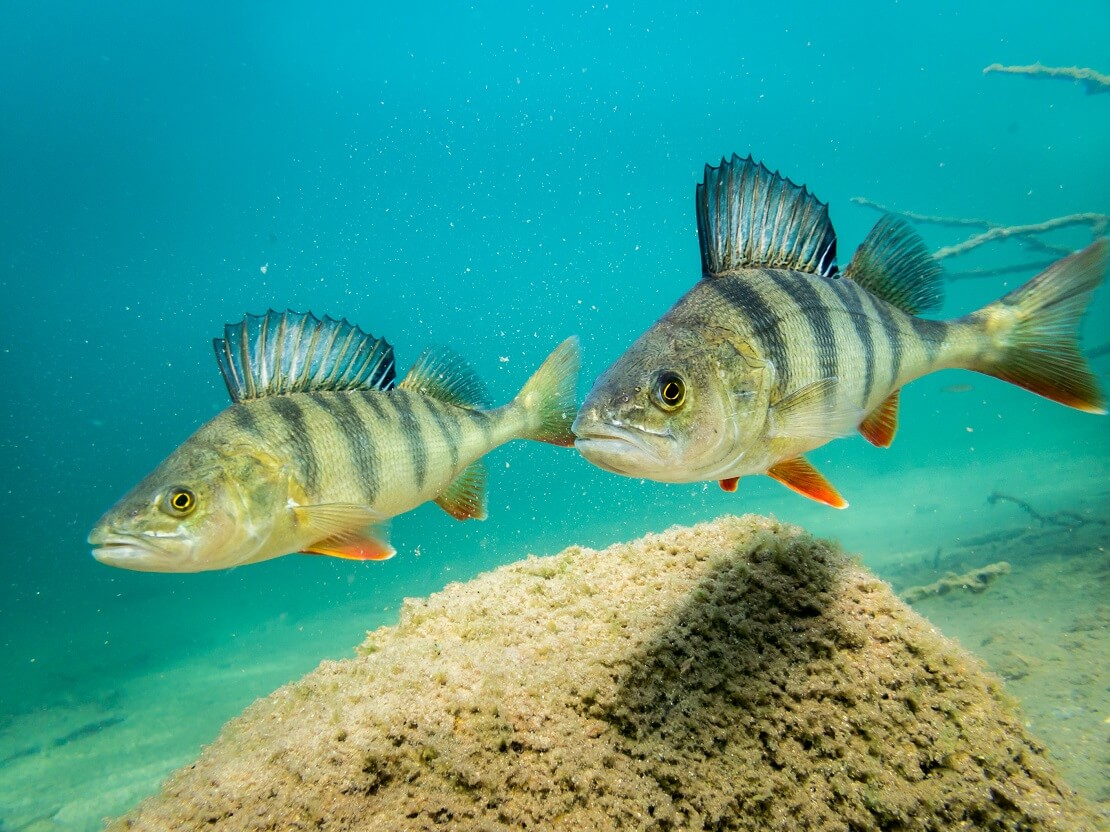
[966, 239, 1107, 413]
[512, 337, 581, 446]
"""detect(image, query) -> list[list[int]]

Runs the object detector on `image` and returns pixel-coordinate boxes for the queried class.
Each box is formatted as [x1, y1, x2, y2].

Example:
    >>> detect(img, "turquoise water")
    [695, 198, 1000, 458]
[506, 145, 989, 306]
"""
[2, 2, 1108, 828]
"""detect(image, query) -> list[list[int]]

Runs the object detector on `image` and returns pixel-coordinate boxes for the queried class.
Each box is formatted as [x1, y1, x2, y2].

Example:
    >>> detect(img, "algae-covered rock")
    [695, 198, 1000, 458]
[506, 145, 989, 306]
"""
[107, 516, 1100, 831]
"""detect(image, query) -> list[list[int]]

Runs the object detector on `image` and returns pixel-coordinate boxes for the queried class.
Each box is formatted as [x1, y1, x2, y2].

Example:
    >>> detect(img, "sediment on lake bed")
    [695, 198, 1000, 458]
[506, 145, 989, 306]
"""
[107, 515, 1100, 831]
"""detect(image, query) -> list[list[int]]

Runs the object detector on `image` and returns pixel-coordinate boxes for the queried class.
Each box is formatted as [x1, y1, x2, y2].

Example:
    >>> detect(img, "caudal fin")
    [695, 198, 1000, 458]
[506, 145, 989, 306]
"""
[514, 337, 581, 446]
[972, 239, 1107, 413]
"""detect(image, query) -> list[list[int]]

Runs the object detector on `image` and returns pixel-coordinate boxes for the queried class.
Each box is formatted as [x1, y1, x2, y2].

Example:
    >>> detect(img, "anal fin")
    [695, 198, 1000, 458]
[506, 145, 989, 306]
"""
[435, 462, 488, 521]
[766, 457, 848, 509]
[858, 389, 900, 448]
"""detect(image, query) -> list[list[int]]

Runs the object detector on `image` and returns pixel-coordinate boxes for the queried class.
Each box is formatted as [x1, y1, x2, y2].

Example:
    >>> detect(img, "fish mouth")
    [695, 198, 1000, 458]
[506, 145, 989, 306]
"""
[88, 531, 173, 571]
[572, 421, 672, 476]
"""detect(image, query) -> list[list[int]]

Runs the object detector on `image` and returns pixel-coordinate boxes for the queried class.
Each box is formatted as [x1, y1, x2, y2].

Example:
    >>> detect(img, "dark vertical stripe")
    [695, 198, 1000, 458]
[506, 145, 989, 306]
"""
[229, 403, 261, 437]
[909, 316, 946, 367]
[471, 408, 496, 445]
[424, 400, 460, 471]
[710, 275, 791, 390]
[868, 294, 905, 391]
[311, 393, 380, 503]
[358, 389, 387, 420]
[769, 271, 838, 386]
[392, 394, 427, 490]
[829, 279, 875, 408]
[269, 396, 320, 493]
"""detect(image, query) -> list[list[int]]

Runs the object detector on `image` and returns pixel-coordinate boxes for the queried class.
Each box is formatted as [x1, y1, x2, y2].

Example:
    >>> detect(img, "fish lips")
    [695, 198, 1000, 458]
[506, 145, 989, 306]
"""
[572, 418, 673, 477]
[88, 530, 178, 572]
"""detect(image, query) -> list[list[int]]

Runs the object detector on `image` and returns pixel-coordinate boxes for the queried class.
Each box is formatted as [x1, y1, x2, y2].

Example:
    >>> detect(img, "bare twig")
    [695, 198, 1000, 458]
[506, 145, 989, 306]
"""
[851, 197, 1109, 272]
[902, 562, 1011, 603]
[946, 260, 1060, 282]
[849, 198, 989, 230]
[983, 62, 1110, 95]
[987, 492, 1108, 529]
[932, 214, 1109, 259]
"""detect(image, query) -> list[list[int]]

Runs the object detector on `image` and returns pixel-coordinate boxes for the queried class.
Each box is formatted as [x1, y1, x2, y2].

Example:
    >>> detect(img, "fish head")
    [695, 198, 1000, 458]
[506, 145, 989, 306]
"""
[574, 323, 770, 482]
[88, 436, 287, 573]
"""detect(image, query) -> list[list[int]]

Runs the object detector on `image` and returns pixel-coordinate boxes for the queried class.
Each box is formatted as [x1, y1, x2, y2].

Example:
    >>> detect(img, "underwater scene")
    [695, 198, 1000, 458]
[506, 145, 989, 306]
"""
[2, 1, 1108, 829]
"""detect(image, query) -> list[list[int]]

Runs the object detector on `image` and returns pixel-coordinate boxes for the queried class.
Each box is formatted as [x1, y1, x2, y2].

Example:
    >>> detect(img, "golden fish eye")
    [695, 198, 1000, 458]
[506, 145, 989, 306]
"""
[167, 487, 196, 515]
[653, 372, 686, 411]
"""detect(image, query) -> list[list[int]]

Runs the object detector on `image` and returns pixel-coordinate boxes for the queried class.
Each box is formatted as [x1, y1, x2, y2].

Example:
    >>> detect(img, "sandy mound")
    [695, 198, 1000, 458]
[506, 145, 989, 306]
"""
[107, 515, 1099, 831]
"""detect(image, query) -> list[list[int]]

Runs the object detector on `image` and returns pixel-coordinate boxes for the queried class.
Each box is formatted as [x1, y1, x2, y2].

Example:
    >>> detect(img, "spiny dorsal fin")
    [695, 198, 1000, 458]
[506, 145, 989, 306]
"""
[435, 461, 488, 521]
[399, 347, 488, 408]
[214, 310, 395, 403]
[696, 153, 838, 278]
[844, 215, 944, 315]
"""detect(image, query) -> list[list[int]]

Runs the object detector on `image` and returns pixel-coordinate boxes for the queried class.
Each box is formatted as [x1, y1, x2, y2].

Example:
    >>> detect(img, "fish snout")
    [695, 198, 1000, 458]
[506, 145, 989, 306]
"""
[88, 525, 181, 572]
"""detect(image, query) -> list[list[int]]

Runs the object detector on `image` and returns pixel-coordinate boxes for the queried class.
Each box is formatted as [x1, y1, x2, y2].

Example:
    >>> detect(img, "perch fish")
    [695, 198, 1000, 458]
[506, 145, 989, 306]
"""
[573, 154, 1106, 507]
[90, 310, 580, 571]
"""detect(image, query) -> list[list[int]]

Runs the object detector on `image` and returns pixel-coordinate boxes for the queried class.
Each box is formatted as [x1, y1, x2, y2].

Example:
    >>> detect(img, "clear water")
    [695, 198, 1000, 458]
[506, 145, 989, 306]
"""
[2, 2, 1107, 828]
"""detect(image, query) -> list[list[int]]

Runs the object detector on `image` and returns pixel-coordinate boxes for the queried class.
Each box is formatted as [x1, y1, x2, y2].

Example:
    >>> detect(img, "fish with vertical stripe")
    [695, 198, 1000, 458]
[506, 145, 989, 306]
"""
[89, 310, 580, 572]
[574, 154, 1107, 507]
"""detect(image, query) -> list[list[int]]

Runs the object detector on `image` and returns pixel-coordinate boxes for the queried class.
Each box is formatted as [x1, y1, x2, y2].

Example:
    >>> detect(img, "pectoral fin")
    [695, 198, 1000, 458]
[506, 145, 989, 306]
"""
[769, 378, 861, 441]
[766, 457, 848, 509]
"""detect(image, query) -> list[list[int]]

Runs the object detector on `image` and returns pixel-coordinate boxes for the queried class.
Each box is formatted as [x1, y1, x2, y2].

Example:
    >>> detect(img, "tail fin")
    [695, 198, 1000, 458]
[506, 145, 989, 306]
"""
[971, 239, 1107, 413]
[514, 337, 581, 446]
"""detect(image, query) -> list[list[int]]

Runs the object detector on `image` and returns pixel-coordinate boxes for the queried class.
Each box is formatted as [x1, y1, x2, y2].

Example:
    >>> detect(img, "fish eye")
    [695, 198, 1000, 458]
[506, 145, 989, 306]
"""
[166, 487, 196, 515]
[652, 371, 686, 411]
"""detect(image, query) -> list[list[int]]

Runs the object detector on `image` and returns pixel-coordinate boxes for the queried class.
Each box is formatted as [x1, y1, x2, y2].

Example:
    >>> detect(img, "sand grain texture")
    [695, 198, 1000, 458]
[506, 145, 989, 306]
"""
[107, 515, 1099, 831]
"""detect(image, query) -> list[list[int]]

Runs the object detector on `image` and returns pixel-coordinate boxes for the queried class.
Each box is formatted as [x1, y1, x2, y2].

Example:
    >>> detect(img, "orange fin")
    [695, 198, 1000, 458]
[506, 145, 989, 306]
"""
[435, 462, 488, 521]
[972, 240, 1106, 413]
[719, 477, 740, 492]
[302, 530, 395, 561]
[858, 389, 900, 448]
[766, 457, 848, 509]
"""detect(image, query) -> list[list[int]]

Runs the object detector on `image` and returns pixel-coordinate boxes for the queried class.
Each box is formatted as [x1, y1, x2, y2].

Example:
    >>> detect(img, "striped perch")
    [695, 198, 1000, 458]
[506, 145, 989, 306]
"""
[574, 154, 1106, 507]
[89, 310, 579, 572]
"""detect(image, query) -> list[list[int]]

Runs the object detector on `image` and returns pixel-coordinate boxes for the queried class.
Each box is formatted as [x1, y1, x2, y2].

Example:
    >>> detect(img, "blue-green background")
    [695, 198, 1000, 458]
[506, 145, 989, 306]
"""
[2, 1, 1107, 827]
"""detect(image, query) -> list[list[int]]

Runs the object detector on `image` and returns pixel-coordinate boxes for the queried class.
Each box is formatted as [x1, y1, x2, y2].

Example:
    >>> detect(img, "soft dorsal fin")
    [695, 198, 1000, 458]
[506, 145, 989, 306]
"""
[695, 153, 838, 278]
[214, 310, 395, 403]
[399, 347, 488, 408]
[844, 215, 944, 314]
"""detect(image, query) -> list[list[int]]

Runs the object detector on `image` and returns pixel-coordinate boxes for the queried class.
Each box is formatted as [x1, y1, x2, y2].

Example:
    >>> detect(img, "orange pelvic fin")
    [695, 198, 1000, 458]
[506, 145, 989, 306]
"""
[858, 389, 900, 448]
[718, 477, 740, 492]
[302, 530, 395, 561]
[766, 457, 848, 509]
[291, 502, 395, 561]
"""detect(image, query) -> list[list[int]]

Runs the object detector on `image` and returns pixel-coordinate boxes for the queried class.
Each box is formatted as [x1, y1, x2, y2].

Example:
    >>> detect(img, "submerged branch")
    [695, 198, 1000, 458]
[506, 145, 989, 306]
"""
[932, 214, 1110, 259]
[902, 562, 1011, 604]
[987, 492, 1109, 529]
[946, 260, 1060, 282]
[983, 62, 1110, 95]
[851, 197, 1109, 271]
